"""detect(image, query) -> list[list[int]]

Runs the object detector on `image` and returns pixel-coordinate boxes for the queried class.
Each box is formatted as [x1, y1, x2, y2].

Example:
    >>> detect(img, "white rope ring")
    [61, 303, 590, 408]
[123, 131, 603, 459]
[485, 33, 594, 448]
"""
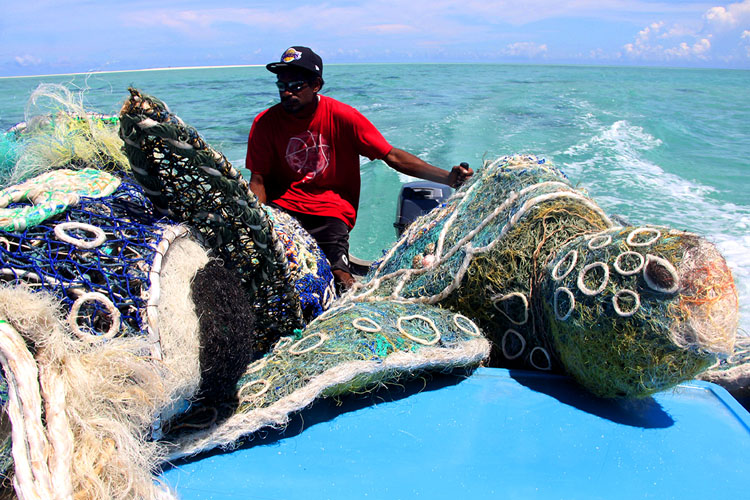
[238, 379, 270, 401]
[245, 357, 268, 374]
[529, 347, 552, 371]
[491, 292, 529, 325]
[626, 227, 661, 247]
[551, 249, 578, 281]
[68, 291, 120, 342]
[274, 337, 293, 351]
[588, 233, 612, 250]
[577, 262, 610, 296]
[643, 254, 680, 294]
[501, 329, 526, 360]
[397, 315, 441, 346]
[453, 314, 482, 337]
[613, 289, 641, 317]
[54, 222, 107, 249]
[614, 251, 645, 276]
[353, 317, 382, 333]
[289, 332, 328, 355]
[554, 287, 576, 321]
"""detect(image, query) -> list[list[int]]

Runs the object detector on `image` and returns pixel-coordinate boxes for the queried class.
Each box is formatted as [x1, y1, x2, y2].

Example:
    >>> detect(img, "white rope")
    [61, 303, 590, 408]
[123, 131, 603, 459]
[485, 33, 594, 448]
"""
[238, 379, 271, 402]
[288, 332, 328, 355]
[453, 314, 482, 337]
[501, 329, 526, 360]
[67, 291, 121, 342]
[588, 233, 612, 250]
[529, 346, 552, 371]
[612, 289, 641, 317]
[613, 251, 644, 276]
[245, 357, 268, 374]
[0, 320, 55, 500]
[53, 222, 106, 249]
[577, 262, 610, 296]
[397, 315, 441, 345]
[38, 361, 74, 500]
[145, 225, 190, 360]
[643, 254, 680, 294]
[491, 292, 529, 325]
[626, 227, 661, 247]
[551, 249, 578, 281]
[554, 287, 576, 321]
[352, 317, 382, 332]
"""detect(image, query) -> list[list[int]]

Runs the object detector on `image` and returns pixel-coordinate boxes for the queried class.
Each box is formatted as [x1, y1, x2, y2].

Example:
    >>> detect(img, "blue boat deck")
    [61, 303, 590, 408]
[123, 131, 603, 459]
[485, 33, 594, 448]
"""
[160, 368, 750, 499]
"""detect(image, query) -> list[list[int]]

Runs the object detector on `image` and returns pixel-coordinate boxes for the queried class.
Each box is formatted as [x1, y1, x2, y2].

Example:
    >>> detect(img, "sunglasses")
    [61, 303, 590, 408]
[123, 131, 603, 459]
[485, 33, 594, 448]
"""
[275, 80, 309, 93]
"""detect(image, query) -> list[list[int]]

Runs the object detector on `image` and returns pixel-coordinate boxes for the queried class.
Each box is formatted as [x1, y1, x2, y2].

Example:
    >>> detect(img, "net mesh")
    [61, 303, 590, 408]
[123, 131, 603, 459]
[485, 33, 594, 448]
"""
[0, 171, 163, 338]
[0, 84, 128, 186]
[119, 88, 305, 336]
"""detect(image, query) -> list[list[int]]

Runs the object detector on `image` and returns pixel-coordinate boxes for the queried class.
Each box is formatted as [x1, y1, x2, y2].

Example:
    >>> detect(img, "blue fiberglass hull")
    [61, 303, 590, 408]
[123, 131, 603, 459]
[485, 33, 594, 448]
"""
[160, 368, 750, 499]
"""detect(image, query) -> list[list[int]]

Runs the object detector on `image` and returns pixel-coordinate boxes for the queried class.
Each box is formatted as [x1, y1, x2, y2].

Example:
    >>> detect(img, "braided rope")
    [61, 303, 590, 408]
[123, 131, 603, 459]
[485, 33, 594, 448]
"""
[0, 319, 55, 500]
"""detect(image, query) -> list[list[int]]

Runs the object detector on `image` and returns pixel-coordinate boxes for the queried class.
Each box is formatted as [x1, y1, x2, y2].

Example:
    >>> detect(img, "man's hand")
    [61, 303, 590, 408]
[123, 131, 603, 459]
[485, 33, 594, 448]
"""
[448, 162, 474, 188]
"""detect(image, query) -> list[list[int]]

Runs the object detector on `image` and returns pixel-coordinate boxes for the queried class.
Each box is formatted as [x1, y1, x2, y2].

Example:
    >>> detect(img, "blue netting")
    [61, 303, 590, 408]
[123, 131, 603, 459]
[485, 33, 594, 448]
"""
[0, 179, 164, 337]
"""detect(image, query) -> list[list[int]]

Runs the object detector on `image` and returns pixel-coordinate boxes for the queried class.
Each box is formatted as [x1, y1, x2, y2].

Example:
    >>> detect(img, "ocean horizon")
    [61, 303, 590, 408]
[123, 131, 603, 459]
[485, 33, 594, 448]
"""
[1, 63, 748, 333]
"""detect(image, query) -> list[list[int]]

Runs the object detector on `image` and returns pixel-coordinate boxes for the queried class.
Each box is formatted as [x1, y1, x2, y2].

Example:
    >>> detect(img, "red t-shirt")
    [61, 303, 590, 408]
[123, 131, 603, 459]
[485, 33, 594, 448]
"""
[246, 95, 393, 229]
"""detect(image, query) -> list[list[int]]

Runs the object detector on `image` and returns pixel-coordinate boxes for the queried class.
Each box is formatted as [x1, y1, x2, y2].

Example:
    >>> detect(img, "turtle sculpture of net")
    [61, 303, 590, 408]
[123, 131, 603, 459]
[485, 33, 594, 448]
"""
[0, 86, 489, 500]
[348, 155, 740, 398]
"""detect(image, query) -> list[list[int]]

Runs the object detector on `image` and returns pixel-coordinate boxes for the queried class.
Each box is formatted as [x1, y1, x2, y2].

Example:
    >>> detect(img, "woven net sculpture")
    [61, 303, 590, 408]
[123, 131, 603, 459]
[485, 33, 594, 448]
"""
[163, 300, 489, 459]
[349, 155, 739, 398]
[119, 88, 305, 337]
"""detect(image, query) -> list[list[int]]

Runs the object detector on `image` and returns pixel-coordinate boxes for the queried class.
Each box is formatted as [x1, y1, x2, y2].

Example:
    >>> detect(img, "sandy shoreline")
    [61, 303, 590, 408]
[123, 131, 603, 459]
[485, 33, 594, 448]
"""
[0, 64, 265, 79]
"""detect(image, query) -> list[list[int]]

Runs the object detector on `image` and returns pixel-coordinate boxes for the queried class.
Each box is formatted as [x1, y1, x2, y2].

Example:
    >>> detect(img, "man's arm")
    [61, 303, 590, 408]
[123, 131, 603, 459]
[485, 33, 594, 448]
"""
[382, 148, 473, 188]
[250, 172, 267, 204]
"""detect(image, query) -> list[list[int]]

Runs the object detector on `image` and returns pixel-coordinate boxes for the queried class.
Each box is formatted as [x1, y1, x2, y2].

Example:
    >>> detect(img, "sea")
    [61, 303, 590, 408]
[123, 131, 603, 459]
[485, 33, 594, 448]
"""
[0, 64, 748, 333]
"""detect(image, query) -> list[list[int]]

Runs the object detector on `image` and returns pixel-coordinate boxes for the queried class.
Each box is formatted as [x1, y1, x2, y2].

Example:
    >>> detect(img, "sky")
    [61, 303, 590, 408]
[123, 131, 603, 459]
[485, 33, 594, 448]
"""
[1, 0, 749, 76]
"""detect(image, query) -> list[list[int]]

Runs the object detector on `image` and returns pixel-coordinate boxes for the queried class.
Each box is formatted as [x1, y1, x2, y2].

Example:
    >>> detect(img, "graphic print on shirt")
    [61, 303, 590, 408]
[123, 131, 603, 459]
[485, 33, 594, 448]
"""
[285, 131, 331, 182]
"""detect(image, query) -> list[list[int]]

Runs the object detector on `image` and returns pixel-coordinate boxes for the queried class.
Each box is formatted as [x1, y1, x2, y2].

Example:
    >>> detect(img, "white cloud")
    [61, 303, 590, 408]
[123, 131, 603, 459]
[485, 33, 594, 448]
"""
[704, 0, 750, 29]
[14, 54, 41, 66]
[502, 42, 548, 57]
[365, 24, 418, 35]
[624, 0, 750, 62]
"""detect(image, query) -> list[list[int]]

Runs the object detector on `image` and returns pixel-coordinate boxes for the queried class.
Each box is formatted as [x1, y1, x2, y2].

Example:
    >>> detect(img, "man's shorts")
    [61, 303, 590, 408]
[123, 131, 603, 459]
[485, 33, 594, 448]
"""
[271, 206, 351, 274]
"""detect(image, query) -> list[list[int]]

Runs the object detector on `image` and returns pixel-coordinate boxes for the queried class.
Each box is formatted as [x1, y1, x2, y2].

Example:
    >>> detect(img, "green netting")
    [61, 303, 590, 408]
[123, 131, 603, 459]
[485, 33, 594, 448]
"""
[163, 299, 489, 458]
[352, 155, 738, 398]
[119, 88, 304, 337]
[542, 226, 737, 397]
[1, 84, 128, 187]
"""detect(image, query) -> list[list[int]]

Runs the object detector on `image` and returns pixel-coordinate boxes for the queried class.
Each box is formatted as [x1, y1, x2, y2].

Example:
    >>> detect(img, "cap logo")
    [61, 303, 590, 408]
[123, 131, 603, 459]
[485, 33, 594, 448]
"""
[281, 48, 303, 63]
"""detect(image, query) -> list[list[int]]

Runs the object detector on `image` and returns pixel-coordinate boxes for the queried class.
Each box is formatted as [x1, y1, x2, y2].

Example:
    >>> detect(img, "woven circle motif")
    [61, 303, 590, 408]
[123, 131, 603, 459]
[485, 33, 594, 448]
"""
[612, 289, 641, 317]
[501, 329, 526, 360]
[626, 227, 661, 247]
[552, 249, 578, 281]
[588, 233, 612, 250]
[397, 315, 441, 346]
[577, 262, 610, 296]
[614, 251, 645, 276]
[554, 286, 576, 321]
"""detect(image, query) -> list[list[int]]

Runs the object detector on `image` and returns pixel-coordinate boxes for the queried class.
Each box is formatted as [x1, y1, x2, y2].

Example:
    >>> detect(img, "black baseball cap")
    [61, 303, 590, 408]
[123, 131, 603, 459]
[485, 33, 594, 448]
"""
[266, 46, 323, 79]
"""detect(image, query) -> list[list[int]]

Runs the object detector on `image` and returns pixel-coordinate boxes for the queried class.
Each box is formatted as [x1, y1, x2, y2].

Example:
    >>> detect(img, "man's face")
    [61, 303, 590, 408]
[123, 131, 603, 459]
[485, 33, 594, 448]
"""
[277, 69, 319, 115]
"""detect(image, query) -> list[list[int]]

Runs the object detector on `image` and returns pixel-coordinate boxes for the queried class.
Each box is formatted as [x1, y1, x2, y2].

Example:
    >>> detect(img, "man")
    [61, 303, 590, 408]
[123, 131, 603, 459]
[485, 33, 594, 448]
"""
[247, 46, 473, 290]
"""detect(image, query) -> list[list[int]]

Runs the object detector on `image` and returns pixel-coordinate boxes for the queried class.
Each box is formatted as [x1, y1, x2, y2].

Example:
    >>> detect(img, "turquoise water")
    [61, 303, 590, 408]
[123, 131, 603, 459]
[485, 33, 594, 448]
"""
[1, 64, 748, 331]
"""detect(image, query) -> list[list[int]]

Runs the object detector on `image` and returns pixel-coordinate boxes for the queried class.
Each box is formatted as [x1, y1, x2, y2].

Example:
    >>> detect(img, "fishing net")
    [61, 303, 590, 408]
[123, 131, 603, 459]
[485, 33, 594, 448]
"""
[350, 155, 739, 398]
[0, 169, 166, 341]
[119, 88, 307, 337]
[542, 225, 738, 397]
[0, 84, 128, 187]
[162, 299, 489, 459]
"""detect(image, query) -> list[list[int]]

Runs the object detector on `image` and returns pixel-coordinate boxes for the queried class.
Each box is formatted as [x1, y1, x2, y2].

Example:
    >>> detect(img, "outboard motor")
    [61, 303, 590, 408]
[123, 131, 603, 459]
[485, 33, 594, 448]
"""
[394, 181, 453, 237]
